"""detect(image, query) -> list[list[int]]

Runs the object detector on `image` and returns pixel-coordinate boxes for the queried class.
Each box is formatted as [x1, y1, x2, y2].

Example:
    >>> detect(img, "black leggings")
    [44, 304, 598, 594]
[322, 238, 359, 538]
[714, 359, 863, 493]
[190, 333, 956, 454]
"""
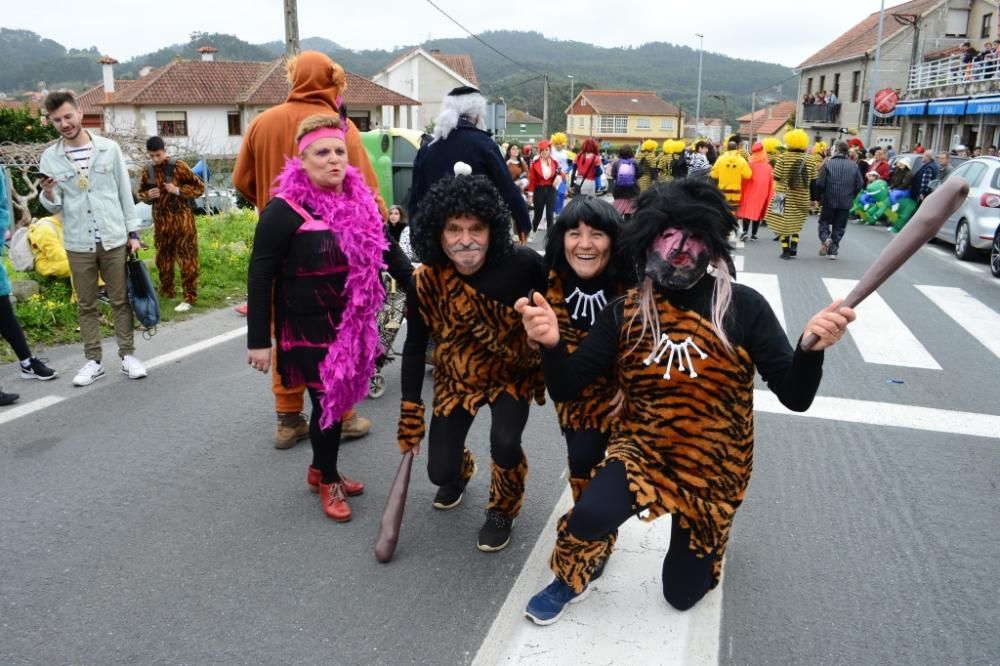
[0, 296, 31, 361]
[306, 387, 343, 484]
[531, 185, 556, 233]
[740, 219, 761, 237]
[427, 392, 529, 485]
[567, 460, 717, 611]
[564, 428, 609, 479]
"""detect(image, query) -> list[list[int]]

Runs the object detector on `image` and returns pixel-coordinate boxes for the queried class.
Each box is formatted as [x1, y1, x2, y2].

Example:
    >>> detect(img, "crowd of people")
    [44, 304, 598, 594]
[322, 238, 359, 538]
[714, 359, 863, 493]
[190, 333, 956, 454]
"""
[3, 53, 873, 629]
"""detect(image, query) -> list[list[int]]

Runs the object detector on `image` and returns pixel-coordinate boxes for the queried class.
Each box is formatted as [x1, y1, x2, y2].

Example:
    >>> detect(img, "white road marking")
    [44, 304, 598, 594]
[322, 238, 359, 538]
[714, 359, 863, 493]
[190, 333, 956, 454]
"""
[823, 278, 940, 369]
[915, 285, 1000, 360]
[733, 254, 744, 272]
[473, 488, 723, 666]
[754, 390, 1000, 439]
[144, 326, 248, 370]
[738, 272, 786, 330]
[0, 396, 66, 428]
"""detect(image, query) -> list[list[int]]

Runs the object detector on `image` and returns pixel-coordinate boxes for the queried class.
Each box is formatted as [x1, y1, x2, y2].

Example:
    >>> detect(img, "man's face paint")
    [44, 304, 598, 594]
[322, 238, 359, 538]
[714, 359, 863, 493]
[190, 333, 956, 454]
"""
[645, 227, 711, 290]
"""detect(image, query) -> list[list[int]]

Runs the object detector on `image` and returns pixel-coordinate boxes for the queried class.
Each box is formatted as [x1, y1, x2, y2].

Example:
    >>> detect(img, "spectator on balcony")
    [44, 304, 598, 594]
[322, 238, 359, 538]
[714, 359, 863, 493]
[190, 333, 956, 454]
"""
[982, 42, 997, 79]
[803, 93, 815, 106]
[960, 42, 978, 81]
[815, 91, 827, 105]
[825, 91, 839, 121]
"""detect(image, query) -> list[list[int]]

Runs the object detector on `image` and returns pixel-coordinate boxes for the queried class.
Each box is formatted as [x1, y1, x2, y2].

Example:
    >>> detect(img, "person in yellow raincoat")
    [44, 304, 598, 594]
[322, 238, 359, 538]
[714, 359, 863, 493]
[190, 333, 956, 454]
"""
[28, 216, 71, 278]
[710, 140, 752, 212]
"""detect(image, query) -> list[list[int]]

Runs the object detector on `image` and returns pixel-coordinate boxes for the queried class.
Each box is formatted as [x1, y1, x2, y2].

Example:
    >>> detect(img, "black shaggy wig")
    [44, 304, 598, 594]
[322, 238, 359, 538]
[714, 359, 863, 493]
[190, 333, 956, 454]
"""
[617, 178, 737, 283]
[411, 175, 514, 268]
[543, 194, 624, 280]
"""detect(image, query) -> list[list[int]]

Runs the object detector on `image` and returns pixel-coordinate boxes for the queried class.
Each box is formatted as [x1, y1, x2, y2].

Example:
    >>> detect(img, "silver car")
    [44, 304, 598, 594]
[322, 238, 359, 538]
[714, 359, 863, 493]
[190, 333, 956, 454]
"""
[935, 156, 1000, 263]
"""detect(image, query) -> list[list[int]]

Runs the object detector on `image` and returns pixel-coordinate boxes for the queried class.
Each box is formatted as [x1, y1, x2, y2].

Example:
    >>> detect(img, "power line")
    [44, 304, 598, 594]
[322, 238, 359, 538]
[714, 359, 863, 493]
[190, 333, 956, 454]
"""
[484, 74, 545, 96]
[423, 0, 544, 77]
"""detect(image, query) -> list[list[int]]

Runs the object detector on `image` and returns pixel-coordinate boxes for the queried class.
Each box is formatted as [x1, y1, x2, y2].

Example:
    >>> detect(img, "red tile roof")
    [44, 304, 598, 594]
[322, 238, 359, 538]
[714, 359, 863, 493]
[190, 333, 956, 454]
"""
[76, 80, 138, 115]
[798, 0, 942, 68]
[98, 59, 417, 108]
[378, 48, 479, 87]
[578, 90, 681, 116]
[737, 100, 796, 136]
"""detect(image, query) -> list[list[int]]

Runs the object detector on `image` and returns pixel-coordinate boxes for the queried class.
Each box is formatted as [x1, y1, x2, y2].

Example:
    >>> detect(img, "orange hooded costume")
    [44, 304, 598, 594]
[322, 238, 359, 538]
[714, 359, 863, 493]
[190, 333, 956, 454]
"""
[232, 51, 386, 217]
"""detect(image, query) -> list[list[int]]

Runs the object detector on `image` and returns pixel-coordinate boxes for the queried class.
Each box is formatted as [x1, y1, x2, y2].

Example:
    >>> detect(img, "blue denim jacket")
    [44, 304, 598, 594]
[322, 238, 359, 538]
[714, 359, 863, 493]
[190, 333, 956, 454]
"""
[39, 133, 139, 253]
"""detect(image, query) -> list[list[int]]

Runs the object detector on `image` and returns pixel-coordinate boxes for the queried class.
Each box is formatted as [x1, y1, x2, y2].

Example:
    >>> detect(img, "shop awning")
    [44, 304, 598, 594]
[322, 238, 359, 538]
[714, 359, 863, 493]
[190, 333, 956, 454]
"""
[894, 101, 927, 116]
[927, 98, 968, 115]
[965, 96, 1000, 115]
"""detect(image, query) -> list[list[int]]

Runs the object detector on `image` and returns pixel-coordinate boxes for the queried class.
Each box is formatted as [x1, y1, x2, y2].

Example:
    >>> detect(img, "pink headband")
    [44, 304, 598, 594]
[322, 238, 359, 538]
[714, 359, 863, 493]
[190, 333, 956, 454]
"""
[298, 127, 346, 154]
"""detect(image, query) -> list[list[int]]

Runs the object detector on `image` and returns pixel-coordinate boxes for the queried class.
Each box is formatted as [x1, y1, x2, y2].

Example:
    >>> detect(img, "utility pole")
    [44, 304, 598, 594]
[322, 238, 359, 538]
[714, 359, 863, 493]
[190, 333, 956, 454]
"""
[695, 33, 704, 137]
[542, 73, 550, 139]
[864, 0, 886, 149]
[750, 91, 757, 144]
[284, 0, 300, 58]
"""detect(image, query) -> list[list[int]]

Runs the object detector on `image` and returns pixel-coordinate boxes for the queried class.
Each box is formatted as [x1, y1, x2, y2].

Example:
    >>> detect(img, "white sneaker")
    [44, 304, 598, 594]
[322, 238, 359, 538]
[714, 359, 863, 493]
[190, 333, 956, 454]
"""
[73, 360, 105, 387]
[174, 301, 192, 313]
[121, 355, 148, 379]
[528, 232, 536, 242]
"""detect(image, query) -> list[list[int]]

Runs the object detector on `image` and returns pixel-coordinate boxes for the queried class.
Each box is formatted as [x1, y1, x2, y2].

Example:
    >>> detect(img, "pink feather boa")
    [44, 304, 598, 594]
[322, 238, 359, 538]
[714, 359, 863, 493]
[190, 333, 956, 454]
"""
[273, 159, 387, 429]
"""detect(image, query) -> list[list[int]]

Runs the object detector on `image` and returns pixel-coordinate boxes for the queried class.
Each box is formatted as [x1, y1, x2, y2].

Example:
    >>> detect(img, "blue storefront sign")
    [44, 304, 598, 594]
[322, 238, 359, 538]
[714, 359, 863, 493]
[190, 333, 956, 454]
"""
[965, 97, 1000, 115]
[927, 98, 968, 115]
[894, 101, 927, 116]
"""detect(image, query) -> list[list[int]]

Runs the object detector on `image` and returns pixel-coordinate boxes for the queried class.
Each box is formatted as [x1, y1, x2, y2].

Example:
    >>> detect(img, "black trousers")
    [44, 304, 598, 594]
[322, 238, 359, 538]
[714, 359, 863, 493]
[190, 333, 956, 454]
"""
[567, 460, 717, 611]
[0, 296, 31, 361]
[306, 387, 343, 484]
[531, 185, 557, 233]
[427, 391, 530, 485]
[564, 428, 609, 479]
[817, 206, 849, 253]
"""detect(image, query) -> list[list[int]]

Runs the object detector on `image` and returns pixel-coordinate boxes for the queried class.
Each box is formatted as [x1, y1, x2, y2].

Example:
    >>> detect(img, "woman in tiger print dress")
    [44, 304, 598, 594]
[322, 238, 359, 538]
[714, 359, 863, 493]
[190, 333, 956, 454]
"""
[517, 178, 856, 625]
[543, 195, 624, 504]
[764, 129, 816, 259]
[397, 172, 547, 553]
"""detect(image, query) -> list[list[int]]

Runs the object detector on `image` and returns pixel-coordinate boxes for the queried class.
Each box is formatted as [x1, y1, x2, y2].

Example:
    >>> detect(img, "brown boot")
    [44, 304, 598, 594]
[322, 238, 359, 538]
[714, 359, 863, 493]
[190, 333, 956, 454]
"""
[275, 412, 309, 449]
[341, 414, 371, 441]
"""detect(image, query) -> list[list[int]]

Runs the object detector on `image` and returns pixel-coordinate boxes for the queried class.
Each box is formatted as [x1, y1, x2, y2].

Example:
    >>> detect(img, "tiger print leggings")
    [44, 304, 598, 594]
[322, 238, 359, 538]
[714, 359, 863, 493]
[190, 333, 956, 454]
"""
[153, 208, 199, 304]
[427, 392, 530, 517]
[553, 460, 718, 610]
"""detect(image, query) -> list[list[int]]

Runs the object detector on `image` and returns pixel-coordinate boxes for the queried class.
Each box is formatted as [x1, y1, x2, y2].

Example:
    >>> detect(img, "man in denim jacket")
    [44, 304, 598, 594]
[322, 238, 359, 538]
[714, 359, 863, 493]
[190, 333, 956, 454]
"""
[39, 91, 148, 387]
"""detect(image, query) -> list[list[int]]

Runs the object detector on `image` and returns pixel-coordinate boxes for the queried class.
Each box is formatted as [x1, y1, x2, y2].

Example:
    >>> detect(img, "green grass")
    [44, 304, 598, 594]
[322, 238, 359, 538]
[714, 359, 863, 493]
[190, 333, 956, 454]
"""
[1, 209, 257, 360]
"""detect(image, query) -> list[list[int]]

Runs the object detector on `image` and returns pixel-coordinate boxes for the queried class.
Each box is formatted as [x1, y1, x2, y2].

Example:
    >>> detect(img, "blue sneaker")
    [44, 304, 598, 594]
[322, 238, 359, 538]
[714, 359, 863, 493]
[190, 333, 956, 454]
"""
[524, 577, 590, 625]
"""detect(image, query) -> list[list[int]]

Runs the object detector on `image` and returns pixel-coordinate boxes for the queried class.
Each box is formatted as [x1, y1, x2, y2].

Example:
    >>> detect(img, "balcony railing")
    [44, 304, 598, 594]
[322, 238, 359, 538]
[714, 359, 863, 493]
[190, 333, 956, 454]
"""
[909, 54, 1000, 90]
[802, 103, 841, 123]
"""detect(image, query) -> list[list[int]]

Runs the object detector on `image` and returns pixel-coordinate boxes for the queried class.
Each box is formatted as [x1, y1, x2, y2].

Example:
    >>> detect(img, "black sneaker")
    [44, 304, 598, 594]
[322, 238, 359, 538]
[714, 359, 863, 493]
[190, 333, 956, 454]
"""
[433, 480, 467, 510]
[0, 389, 20, 406]
[477, 509, 514, 552]
[20, 357, 58, 381]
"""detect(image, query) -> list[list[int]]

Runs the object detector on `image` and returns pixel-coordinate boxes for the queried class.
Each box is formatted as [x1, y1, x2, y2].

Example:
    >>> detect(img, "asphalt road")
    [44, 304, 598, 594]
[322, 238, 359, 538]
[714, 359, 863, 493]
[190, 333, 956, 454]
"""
[1, 216, 997, 665]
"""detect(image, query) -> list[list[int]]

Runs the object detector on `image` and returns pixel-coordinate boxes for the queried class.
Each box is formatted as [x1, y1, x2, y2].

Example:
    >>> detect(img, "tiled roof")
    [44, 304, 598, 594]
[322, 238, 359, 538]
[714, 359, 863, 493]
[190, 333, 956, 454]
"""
[0, 100, 43, 114]
[754, 116, 794, 136]
[99, 59, 418, 108]
[579, 90, 680, 115]
[378, 48, 478, 87]
[736, 100, 797, 123]
[507, 108, 543, 123]
[798, 0, 942, 68]
[75, 80, 138, 115]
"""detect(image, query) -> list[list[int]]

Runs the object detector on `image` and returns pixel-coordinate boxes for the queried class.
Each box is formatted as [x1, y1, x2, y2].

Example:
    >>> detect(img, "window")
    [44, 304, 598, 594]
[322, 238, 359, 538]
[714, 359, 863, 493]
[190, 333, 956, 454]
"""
[851, 71, 861, 102]
[227, 111, 242, 136]
[819, 75, 826, 92]
[660, 118, 674, 130]
[598, 115, 627, 134]
[636, 117, 651, 129]
[577, 117, 584, 128]
[983, 13, 993, 38]
[807, 77, 813, 95]
[156, 111, 187, 137]
[833, 73, 841, 98]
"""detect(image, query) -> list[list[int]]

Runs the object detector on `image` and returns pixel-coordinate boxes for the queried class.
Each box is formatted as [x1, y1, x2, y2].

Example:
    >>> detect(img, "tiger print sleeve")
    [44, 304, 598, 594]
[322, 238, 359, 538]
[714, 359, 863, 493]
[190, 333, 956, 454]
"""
[541, 299, 621, 401]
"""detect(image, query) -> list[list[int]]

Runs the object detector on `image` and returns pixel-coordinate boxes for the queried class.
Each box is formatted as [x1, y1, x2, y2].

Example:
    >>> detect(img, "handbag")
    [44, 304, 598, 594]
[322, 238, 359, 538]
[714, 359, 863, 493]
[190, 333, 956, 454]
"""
[770, 192, 787, 216]
[126, 252, 160, 333]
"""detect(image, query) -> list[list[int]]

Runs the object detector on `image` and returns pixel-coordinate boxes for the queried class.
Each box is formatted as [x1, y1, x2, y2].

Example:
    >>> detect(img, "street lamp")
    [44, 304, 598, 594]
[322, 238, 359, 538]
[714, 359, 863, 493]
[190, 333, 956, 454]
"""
[695, 33, 704, 138]
[711, 94, 728, 143]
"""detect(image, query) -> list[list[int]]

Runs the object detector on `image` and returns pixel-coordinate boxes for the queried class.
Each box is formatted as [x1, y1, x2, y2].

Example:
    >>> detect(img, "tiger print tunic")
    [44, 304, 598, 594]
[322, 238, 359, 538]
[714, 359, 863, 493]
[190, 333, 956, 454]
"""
[401, 247, 547, 416]
[547, 270, 620, 433]
[764, 149, 816, 236]
[541, 276, 824, 585]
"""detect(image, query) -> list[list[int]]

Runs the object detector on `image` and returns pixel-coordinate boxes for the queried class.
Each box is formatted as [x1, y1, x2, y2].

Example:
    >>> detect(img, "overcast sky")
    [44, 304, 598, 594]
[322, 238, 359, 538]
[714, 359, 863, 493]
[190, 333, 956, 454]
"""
[6, 0, 899, 67]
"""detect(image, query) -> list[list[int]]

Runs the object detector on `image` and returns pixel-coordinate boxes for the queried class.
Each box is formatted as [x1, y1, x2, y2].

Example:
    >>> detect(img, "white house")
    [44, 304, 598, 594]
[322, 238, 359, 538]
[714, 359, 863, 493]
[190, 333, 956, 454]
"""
[80, 49, 420, 158]
[372, 48, 479, 131]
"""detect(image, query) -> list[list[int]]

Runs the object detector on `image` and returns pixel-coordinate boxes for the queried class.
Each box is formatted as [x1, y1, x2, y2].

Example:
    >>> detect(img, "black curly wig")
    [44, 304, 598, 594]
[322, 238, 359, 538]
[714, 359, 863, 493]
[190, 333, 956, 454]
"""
[543, 194, 624, 280]
[411, 175, 514, 267]
[617, 178, 737, 283]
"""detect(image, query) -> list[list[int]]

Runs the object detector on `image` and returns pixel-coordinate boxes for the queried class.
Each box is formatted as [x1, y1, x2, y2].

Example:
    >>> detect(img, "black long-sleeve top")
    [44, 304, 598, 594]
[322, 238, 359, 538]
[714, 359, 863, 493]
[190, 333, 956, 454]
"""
[247, 197, 414, 350]
[400, 247, 547, 403]
[541, 276, 824, 412]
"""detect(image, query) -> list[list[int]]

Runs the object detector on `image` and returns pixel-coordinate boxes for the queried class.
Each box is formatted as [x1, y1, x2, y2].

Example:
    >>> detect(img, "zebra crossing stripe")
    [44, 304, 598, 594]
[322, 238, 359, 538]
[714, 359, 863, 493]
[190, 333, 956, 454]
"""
[823, 278, 941, 370]
[915, 285, 1000, 360]
[733, 255, 745, 273]
[738, 272, 787, 331]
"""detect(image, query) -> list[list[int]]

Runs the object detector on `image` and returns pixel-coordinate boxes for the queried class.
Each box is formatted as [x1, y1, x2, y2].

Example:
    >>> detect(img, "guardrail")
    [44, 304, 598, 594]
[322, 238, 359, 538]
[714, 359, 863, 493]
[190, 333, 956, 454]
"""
[909, 54, 999, 89]
[802, 103, 841, 123]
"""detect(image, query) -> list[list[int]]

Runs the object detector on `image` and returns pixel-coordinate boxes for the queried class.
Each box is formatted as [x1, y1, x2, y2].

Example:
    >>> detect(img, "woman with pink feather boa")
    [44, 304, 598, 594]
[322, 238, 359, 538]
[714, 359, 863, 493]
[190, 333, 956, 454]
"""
[246, 114, 412, 523]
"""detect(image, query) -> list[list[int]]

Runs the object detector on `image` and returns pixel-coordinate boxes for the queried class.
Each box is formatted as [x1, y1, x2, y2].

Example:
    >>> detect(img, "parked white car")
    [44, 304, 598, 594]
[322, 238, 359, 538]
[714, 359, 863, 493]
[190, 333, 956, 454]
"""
[934, 156, 1000, 265]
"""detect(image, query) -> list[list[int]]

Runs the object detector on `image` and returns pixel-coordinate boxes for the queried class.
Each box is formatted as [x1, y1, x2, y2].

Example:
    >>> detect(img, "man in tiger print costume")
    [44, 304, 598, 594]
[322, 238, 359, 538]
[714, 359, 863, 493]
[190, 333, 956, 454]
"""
[397, 173, 547, 552]
[137, 136, 204, 310]
[517, 178, 857, 625]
